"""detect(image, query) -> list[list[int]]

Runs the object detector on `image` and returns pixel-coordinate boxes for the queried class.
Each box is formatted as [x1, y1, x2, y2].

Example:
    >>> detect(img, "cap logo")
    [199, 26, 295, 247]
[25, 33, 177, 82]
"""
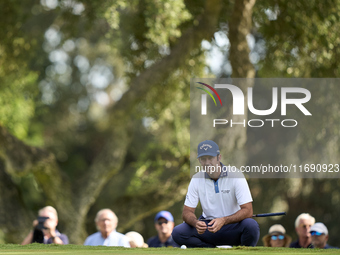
[200, 144, 212, 150]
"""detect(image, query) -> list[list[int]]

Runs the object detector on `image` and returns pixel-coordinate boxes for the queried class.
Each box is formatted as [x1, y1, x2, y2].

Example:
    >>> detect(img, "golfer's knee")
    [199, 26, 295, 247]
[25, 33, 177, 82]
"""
[172, 225, 182, 244]
[244, 218, 259, 231]
[243, 218, 260, 243]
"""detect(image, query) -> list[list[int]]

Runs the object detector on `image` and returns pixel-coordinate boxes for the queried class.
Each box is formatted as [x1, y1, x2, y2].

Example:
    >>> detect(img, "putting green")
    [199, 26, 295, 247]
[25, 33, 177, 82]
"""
[0, 244, 339, 255]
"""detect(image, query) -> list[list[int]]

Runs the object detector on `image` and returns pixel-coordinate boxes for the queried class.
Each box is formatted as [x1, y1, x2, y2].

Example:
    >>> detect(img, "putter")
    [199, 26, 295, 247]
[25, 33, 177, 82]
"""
[252, 212, 286, 217]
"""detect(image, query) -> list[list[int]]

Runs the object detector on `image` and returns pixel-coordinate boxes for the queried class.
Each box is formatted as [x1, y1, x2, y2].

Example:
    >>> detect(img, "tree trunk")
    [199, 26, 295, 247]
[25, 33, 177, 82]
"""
[0, 159, 33, 243]
[217, 0, 256, 159]
[229, 0, 256, 78]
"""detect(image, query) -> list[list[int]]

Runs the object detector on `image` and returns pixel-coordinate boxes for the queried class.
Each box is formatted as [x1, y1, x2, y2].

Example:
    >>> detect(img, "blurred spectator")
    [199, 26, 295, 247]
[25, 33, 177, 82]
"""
[262, 224, 292, 247]
[84, 209, 130, 247]
[289, 213, 315, 248]
[125, 231, 148, 248]
[21, 206, 69, 245]
[310, 223, 339, 249]
[147, 211, 180, 247]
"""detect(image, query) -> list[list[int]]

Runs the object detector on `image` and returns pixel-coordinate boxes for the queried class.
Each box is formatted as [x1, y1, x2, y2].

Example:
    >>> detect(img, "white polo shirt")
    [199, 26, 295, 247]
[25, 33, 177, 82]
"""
[184, 165, 252, 219]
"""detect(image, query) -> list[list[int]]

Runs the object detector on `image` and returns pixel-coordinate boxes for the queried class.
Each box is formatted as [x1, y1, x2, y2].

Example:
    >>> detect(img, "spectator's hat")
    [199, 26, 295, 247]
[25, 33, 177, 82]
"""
[197, 140, 220, 158]
[154, 211, 174, 222]
[310, 222, 328, 235]
[262, 224, 292, 247]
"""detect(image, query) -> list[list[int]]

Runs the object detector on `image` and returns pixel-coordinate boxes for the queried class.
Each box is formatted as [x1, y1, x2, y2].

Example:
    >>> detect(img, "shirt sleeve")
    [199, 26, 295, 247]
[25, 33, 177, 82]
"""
[184, 178, 199, 208]
[233, 175, 253, 206]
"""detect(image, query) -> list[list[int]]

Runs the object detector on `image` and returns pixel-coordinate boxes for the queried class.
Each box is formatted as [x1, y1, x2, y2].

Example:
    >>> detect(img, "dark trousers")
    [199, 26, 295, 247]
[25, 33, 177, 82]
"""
[172, 218, 260, 248]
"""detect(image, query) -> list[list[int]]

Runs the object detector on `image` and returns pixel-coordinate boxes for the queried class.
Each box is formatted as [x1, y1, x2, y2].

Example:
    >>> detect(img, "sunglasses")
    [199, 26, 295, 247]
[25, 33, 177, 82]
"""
[271, 235, 285, 240]
[157, 220, 168, 225]
[311, 231, 324, 236]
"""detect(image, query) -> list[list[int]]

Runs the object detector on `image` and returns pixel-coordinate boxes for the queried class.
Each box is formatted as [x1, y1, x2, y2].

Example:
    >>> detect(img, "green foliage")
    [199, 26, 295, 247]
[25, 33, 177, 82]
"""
[0, 0, 41, 141]
[104, 0, 135, 30]
[123, 48, 205, 196]
[254, 0, 340, 77]
[144, 0, 191, 46]
[0, 73, 38, 140]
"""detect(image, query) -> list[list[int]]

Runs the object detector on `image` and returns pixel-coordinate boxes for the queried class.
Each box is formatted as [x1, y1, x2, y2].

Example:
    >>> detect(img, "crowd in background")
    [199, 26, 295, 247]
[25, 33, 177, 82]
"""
[21, 206, 178, 248]
[21, 206, 338, 249]
[263, 213, 338, 249]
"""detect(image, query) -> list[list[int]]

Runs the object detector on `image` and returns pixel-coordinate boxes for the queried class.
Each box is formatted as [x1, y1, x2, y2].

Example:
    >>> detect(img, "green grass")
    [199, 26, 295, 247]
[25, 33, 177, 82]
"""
[0, 244, 339, 255]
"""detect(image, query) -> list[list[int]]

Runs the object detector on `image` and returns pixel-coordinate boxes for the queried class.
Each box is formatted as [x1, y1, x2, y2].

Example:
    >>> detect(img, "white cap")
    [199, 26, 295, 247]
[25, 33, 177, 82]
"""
[310, 222, 328, 235]
[268, 224, 286, 235]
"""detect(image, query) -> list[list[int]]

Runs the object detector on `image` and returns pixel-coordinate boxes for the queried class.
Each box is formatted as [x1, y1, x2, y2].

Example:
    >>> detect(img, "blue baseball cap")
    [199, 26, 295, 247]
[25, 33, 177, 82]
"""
[197, 140, 220, 158]
[154, 211, 174, 222]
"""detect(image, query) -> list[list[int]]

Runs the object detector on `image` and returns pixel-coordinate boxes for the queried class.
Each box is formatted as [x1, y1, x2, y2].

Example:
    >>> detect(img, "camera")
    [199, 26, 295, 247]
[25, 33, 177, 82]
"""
[31, 216, 49, 243]
[36, 216, 49, 230]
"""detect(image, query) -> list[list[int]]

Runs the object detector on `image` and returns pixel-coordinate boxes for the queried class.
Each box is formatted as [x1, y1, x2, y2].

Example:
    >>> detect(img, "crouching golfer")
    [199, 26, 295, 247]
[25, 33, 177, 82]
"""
[172, 140, 260, 248]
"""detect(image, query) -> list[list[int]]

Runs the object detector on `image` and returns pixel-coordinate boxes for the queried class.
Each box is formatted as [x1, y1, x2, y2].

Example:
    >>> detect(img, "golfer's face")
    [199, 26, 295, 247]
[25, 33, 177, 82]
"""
[97, 211, 117, 235]
[199, 155, 221, 176]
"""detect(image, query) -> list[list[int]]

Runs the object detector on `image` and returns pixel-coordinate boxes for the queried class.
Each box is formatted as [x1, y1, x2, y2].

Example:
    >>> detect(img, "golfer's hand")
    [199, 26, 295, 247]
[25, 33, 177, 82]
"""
[195, 221, 207, 234]
[207, 218, 225, 233]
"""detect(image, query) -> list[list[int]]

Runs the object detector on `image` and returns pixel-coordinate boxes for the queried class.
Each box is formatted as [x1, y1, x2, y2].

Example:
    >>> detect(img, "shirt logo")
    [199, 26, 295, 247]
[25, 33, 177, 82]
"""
[221, 190, 230, 193]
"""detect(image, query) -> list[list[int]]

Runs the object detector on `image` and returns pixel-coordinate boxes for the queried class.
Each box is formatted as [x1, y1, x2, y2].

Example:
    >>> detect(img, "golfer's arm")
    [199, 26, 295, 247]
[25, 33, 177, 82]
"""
[182, 205, 199, 227]
[222, 202, 253, 225]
